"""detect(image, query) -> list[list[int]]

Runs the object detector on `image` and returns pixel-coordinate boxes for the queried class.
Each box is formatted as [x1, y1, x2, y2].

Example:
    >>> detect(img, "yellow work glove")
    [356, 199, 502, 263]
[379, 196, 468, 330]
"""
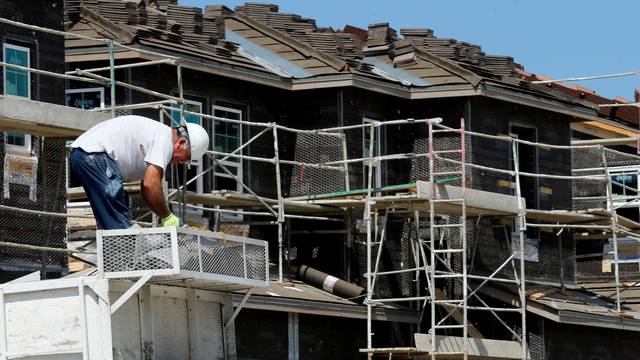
[161, 213, 180, 227]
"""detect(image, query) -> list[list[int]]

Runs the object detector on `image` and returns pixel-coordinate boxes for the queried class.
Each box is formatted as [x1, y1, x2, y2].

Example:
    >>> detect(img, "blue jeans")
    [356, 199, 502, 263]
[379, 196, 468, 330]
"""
[69, 148, 130, 229]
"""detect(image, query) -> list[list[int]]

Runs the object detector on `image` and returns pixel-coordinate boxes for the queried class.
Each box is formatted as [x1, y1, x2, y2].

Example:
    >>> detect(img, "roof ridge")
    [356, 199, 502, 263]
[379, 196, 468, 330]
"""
[79, 6, 137, 44]
[413, 47, 482, 87]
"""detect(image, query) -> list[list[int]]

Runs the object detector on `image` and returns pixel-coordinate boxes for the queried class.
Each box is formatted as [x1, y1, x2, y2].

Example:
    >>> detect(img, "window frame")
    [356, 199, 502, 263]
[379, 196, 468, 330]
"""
[3, 42, 32, 154]
[65, 87, 105, 110]
[609, 166, 640, 210]
[212, 104, 244, 221]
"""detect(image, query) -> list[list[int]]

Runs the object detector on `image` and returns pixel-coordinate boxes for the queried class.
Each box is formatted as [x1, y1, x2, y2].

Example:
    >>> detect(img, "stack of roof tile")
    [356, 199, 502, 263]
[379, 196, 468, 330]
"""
[456, 42, 485, 65]
[400, 28, 434, 39]
[342, 25, 367, 43]
[167, 4, 209, 43]
[153, 0, 177, 11]
[235, 3, 278, 22]
[417, 38, 459, 59]
[67, 0, 98, 16]
[365, 23, 398, 47]
[96, 0, 139, 25]
[484, 56, 516, 77]
[205, 4, 233, 16]
[235, 3, 316, 39]
[301, 32, 361, 59]
[203, 5, 230, 43]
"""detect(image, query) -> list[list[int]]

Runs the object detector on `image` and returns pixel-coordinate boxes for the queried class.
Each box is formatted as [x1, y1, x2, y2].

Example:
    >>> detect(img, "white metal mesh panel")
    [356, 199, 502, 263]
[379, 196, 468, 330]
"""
[98, 227, 177, 277]
[97, 227, 268, 289]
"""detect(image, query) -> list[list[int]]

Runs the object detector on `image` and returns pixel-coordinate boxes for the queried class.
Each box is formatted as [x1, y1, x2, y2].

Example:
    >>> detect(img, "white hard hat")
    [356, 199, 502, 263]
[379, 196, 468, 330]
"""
[185, 122, 210, 161]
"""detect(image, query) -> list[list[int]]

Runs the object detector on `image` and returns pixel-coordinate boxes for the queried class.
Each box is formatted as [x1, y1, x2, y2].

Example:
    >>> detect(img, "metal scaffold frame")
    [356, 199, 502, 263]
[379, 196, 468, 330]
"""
[2, 16, 640, 360]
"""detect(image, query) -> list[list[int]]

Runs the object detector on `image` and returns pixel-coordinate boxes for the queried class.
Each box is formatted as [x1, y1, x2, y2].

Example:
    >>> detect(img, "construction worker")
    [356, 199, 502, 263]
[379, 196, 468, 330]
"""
[69, 115, 209, 229]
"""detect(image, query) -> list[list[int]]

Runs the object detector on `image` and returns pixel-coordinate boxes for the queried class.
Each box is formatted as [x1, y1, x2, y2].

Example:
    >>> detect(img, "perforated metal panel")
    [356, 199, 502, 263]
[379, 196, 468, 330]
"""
[97, 227, 269, 290]
[287, 131, 347, 197]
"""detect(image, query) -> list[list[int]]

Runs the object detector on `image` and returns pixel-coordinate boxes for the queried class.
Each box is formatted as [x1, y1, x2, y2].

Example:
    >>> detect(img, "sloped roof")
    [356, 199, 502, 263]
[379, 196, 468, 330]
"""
[64, 1, 617, 120]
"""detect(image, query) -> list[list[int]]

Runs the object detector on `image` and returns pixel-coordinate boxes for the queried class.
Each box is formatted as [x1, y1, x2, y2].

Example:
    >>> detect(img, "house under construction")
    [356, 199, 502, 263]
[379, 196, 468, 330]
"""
[1, 1, 640, 359]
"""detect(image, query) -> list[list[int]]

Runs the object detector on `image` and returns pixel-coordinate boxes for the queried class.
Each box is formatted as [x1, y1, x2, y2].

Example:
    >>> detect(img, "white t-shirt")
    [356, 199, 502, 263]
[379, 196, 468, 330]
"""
[71, 115, 173, 181]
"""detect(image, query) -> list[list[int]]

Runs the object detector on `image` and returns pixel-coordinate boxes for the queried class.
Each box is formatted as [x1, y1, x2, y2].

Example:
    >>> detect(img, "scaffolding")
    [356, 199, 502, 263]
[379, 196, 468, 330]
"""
[2, 16, 640, 360]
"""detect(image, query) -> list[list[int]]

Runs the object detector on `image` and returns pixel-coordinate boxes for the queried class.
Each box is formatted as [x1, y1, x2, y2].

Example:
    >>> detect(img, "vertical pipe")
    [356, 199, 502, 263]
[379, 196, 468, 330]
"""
[197, 235, 204, 273]
[460, 117, 468, 360]
[345, 210, 353, 282]
[272, 125, 285, 282]
[78, 277, 89, 360]
[365, 122, 375, 353]
[428, 120, 437, 360]
[243, 241, 248, 279]
[0, 288, 6, 360]
[40, 138, 49, 280]
[176, 62, 187, 225]
[601, 146, 622, 313]
[558, 232, 565, 291]
[342, 133, 350, 191]
[108, 40, 116, 118]
[511, 139, 528, 360]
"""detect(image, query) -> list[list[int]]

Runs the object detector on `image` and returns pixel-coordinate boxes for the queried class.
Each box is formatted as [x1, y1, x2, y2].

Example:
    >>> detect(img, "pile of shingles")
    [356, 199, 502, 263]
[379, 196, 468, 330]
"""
[365, 23, 398, 48]
[341, 25, 367, 43]
[151, 0, 177, 11]
[388, 39, 415, 60]
[66, 0, 98, 22]
[414, 37, 460, 59]
[484, 56, 516, 76]
[167, 4, 209, 43]
[202, 5, 231, 43]
[235, 3, 278, 22]
[234, 3, 364, 58]
[96, 0, 141, 26]
[300, 31, 361, 59]
[235, 3, 316, 39]
[396, 27, 516, 77]
[456, 42, 485, 65]
[197, 40, 238, 59]
[400, 28, 434, 40]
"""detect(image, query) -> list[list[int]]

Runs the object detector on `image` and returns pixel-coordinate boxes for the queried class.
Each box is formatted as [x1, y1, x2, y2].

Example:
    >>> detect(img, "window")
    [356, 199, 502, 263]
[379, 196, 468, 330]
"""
[66, 88, 104, 110]
[172, 100, 204, 127]
[3, 43, 31, 153]
[610, 167, 640, 221]
[213, 104, 243, 220]
[363, 118, 381, 188]
[611, 168, 639, 201]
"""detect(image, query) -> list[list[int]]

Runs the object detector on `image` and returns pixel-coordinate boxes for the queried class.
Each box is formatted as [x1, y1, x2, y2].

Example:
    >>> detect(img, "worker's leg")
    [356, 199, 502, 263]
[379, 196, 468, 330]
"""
[69, 148, 130, 229]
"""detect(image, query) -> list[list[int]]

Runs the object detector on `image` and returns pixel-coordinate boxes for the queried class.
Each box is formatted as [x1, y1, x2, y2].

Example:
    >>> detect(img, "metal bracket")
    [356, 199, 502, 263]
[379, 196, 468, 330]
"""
[110, 272, 153, 315]
[225, 288, 254, 329]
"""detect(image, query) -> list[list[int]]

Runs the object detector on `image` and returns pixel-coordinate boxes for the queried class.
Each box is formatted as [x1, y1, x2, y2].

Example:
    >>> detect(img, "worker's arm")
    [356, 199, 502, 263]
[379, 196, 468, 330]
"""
[141, 163, 171, 219]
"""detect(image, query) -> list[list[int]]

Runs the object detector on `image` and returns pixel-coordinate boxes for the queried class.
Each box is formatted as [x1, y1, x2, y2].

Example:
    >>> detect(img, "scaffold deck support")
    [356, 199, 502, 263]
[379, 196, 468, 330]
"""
[427, 118, 469, 359]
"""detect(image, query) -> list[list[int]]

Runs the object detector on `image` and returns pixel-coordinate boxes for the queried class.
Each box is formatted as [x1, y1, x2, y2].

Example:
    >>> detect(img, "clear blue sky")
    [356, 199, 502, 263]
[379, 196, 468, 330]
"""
[182, 0, 639, 100]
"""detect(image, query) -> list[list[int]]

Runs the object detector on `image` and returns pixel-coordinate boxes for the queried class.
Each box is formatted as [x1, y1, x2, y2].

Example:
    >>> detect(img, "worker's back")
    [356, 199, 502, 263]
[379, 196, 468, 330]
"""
[71, 115, 172, 181]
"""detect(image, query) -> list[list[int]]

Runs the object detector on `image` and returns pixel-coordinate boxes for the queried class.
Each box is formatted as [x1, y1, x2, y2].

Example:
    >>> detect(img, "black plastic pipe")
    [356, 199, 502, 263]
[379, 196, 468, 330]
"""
[296, 264, 366, 303]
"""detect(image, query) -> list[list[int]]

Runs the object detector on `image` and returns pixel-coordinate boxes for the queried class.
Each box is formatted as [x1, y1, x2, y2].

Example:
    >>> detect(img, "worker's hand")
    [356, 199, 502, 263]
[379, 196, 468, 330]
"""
[161, 213, 180, 227]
